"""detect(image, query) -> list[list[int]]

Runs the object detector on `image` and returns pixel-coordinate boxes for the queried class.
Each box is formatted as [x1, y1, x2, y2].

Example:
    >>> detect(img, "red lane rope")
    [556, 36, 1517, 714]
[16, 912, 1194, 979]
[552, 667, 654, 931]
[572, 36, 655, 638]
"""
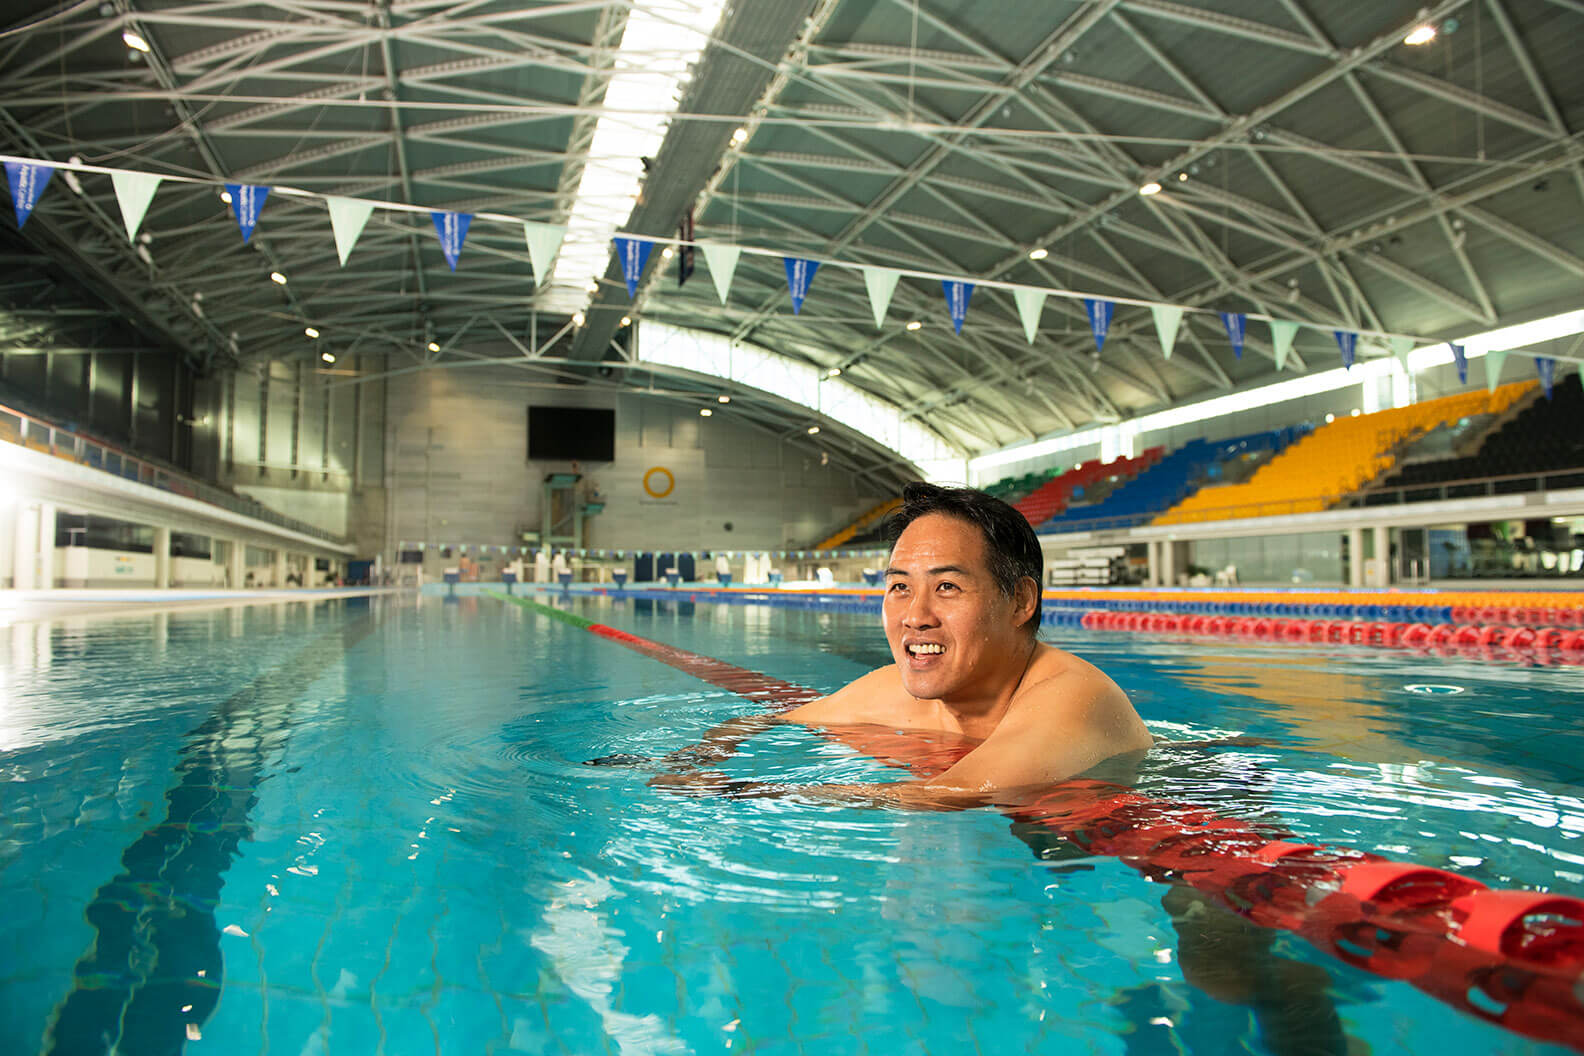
[580, 619, 1584, 1049]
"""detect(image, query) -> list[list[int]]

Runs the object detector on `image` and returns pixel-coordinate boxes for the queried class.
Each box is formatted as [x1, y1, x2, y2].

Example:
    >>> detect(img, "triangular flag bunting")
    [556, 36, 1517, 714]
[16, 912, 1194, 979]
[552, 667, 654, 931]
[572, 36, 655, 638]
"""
[1269, 320, 1299, 371]
[700, 243, 741, 306]
[1536, 356, 1556, 400]
[862, 267, 901, 328]
[941, 279, 974, 335]
[1450, 343, 1468, 384]
[111, 171, 162, 242]
[1485, 349, 1507, 392]
[431, 211, 472, 271]
[4, 161, 53, 228]
[1150, 305, 1183, 360]
[614, 236, 654, 297]
[1220, 312, 1246, 359]
[523, 221, 566, 285]
[1014, 288, 1047, 344]
[784, 257, 819, 315]
[226, 183, 270, 243]
[1333, 330, 1357, 370]
[1084, 298, 1113, 354]
[1388, 336, 1414, 372]
[325, 196, 374, 266]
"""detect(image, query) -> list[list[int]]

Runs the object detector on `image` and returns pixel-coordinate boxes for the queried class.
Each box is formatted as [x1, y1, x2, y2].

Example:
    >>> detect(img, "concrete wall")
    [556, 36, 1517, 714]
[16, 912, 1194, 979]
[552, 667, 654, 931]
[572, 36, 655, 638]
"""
[380, 367, 886, 558]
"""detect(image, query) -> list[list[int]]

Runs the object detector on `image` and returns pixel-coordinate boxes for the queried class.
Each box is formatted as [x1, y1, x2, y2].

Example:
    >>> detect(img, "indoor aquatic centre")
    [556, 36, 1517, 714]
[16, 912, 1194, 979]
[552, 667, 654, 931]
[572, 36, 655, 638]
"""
[2, 0, 1583, 1053]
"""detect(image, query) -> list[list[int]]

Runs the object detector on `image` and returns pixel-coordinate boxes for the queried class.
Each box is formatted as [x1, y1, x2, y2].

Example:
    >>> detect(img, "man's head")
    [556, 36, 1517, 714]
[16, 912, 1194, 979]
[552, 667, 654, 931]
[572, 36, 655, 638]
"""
[879, 483, 1044, 702]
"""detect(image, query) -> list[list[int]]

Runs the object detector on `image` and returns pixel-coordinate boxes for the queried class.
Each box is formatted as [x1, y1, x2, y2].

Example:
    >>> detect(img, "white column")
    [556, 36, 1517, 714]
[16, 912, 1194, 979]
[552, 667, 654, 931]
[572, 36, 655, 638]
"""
[1347, 527, 1364, 588]
[274, 549, 288, 588]
[1162, 538, 1177, 589]
[38, 504, 55, 590]
[13, 504, 40, 590]
[1373, 525, 1390, 587]
[153, 526, 171, 589]
[229, 538, 246, 590]
[1146, 540, 1161, 588]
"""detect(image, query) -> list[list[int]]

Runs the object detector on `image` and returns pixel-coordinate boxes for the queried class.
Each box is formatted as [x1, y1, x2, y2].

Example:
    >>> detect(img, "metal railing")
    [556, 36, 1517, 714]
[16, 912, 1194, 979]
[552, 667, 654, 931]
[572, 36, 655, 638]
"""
[1360, 467, 1584, 506]
[1, 402, 348, 545]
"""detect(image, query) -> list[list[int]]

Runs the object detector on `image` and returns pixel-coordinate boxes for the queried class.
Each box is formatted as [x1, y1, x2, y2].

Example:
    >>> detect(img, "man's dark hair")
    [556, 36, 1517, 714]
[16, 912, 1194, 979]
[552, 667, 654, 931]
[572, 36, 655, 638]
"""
[882, 481, 1044, 634]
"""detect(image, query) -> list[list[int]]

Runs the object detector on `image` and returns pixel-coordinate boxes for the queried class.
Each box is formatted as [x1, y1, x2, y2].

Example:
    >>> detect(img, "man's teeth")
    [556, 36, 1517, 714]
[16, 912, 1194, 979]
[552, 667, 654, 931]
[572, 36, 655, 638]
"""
[909, 643, 944, 655]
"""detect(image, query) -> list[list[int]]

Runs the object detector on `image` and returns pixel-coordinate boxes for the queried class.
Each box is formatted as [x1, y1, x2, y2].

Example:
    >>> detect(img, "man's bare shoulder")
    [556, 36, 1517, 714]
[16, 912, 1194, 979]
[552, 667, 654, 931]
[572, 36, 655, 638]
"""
[780, 665, 910, 726]
[1007, 643, 1147, 739]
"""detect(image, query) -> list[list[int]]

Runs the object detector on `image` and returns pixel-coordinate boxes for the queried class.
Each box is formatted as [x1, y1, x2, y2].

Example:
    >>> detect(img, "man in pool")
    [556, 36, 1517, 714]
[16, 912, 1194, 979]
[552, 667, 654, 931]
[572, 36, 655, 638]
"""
[634, 481, 1156, 808]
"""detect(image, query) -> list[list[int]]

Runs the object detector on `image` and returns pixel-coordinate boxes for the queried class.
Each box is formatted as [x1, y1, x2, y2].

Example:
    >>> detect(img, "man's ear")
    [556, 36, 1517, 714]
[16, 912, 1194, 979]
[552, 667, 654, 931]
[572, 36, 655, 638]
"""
[1014, 576, 1039, 627]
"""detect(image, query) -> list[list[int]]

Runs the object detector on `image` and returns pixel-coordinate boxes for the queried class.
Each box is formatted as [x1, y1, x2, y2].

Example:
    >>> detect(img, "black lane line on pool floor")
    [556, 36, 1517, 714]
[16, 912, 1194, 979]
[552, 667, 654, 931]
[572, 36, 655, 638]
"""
[43, 613, 376, 1056]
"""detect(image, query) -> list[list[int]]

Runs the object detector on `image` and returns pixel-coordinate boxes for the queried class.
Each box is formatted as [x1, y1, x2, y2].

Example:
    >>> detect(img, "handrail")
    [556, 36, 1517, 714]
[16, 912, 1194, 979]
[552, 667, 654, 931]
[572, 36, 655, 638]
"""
[0, 401, 349, 546]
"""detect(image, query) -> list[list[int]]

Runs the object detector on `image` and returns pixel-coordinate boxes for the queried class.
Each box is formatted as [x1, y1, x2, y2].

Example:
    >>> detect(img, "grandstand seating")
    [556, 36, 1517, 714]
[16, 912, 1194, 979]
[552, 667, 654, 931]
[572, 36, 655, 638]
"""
[1153, 380, 1537, 525]
[1038, 426, 1308, 533]
[1367, 373, 1583, 496]
[815, 497, 903, 550]
[984, 467, 1062, 506]
[1015, 448, 1164, 526]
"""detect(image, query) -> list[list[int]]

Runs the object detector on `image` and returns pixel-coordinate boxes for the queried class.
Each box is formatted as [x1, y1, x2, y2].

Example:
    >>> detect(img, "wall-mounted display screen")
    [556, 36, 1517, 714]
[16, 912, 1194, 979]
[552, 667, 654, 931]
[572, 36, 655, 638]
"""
[528, 405, 614, 462]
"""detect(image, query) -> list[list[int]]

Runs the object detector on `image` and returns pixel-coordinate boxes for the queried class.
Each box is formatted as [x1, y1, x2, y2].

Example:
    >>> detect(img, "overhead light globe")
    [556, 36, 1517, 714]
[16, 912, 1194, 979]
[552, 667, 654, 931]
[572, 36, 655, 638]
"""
[122, 30, 151, 53]
[905, 320, 922, 331]
[1403, 24, 1436, 45]
[269, 271, 287, 285]
[806, 425, 820, 435]
[1138, 181, 1162, 197]
[304, 326, 319, 338]
[1028, 248, 1048, 261]
[321, 351, 336, 363]
[427, 341, 441, 352]
[699, 408, 713, 417]
[717, 395, 730, 403]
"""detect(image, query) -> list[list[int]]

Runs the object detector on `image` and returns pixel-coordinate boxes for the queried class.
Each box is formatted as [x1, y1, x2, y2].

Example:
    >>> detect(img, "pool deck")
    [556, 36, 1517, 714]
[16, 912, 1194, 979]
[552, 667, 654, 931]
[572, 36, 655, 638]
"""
[0, 586, 403, 626]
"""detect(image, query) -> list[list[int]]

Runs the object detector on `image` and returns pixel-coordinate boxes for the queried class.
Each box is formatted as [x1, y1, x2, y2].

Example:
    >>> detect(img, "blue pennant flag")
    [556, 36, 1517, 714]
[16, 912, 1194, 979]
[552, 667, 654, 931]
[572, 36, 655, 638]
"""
[4, 161, 53, 228]
[784, 257, 820, 314]
[941, 279, 974, 335]
[1450, 343, 1468, 384]
[1333, 330, 1357, 370]
[614, 236, 654, 297]
[225, 183, 270, 243]
[1537, 356, 1556, 400]
[1084, 298, 1113, 354]
[431, 211, 472, 272]
[1221, 312, 1246, 360]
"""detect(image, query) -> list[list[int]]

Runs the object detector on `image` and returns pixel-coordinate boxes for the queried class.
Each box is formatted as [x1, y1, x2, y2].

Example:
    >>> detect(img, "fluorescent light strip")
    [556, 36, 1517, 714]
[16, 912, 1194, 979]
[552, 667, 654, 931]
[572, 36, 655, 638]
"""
[968, 309, 1584, 476]
[542, 0, 729, 312]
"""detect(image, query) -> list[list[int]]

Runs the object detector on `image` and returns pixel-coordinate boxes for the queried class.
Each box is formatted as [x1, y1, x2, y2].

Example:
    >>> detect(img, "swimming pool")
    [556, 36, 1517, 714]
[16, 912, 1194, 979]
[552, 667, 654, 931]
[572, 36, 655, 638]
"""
[3, 593, 1581, 1055]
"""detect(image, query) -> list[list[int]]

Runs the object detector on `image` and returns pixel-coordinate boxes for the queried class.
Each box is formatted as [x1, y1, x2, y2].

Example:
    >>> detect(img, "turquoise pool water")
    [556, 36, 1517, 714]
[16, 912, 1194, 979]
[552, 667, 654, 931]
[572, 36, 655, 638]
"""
[2, 593, 1581, 1055]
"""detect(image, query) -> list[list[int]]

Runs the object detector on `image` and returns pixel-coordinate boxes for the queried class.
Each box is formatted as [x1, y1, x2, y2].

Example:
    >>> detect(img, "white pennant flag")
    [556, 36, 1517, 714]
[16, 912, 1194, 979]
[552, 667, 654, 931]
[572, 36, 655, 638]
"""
[1269, 319, 1300, 371]
[1013, 288, 1047, 344]
[1150, 304, 1184, 360]
[1388, 336, 1414, 372]
[111, 171, 162, 242]
[522, 221, 566, 286]
[700, 243, 742, 305]
[325, 196, 375, 266]
[862, 267, 900, 328]
[1485, 349, 1508, 392]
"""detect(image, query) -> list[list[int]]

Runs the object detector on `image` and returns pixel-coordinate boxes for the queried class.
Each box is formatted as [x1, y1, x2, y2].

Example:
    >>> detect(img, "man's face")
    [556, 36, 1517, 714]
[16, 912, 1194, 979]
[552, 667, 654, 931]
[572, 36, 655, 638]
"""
[882, 512, 1030, 703]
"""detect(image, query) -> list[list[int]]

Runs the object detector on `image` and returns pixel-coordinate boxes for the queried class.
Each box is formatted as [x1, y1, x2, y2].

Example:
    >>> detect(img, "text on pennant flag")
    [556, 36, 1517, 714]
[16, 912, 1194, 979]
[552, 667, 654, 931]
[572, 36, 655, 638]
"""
[1014, 288, 1048, 345]
[226, 184, 270, 243]
[1536, 356, 1556, 400]
[325, 196, 375, 266]
[1269, 320, 1299, 371]
[784, 257, 819, 315]
[522, 222, 567, 286]
[700, 243, 742, 306]
[1333, 330, 1356, 370]
[941, 280, 974, 335]
[431, 211, 472, 271]
[1149, 304, 1183, 360]
[1084, 298, 1113, 354]
[1220, 312, 1245, 360]
[4, 161, 53, 228]
[614, 236, 654, 297]
[111, 171, 163, 242]
[1450, 343, 1468, 384]
[862, 267, 901, 329]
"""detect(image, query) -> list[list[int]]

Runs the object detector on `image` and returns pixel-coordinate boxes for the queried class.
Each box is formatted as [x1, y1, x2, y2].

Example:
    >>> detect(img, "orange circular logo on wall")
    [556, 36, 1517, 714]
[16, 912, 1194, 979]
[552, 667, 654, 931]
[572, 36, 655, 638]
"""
[643, 466, 675, 499]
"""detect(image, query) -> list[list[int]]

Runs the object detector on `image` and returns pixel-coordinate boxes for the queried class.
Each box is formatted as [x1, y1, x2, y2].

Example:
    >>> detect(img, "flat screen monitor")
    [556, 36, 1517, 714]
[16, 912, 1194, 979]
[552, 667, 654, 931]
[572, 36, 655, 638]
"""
[528, 405, 614, 462]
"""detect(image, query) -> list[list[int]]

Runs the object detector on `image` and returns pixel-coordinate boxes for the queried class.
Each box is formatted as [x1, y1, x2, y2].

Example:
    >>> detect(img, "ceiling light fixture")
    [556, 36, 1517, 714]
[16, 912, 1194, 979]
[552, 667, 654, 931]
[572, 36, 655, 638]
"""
[827, 367, 841, 377]
[1028, 248, 1048, 261]
[731, 127, 748, 145]
[1138, 181, 1162, 196]
[807, 425, 820, 435]
[122, 30, 151, 53]
[620, 315, 631, 326]
[321, 351, 336, 363]
[585, 281, 599, 293]
[717, 395, 730, 403]
[905, 320, 922, 331]
[699, 408, 713, 417]
[1177, 172, 1188, 182]
[661, 246, 674, 260]
[571, 312, 585, 328]
[269, 271, 287, 285]
[427, 341, 441, 352]
[304, 326, 319, 338]
[1403, 24, 1436, 45]
[219, 189, 232, 204]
